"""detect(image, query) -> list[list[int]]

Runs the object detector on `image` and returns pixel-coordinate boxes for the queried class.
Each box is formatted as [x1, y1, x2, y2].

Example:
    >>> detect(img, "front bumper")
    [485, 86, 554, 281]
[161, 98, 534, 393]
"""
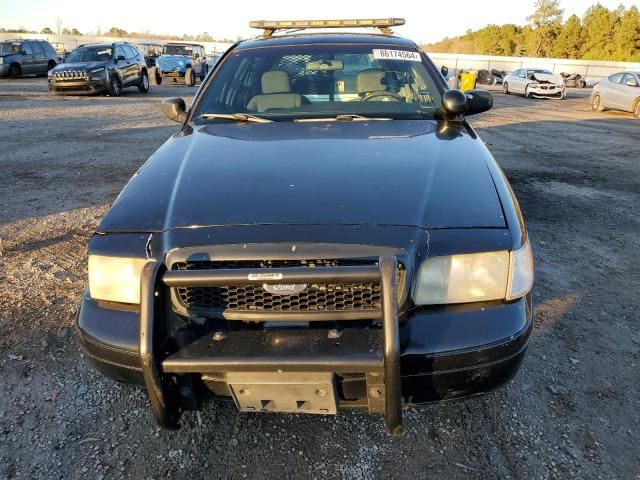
[77, 256, 532, 434]
[158, 69, 185, 78]
[49, 78, 108, 95]
[529, 85, 564, 98]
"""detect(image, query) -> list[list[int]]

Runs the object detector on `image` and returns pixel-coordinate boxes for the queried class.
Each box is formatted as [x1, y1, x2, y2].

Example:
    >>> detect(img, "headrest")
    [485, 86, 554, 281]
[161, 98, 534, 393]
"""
[357, 68, 386, 94]
[261, 70, 291, 94]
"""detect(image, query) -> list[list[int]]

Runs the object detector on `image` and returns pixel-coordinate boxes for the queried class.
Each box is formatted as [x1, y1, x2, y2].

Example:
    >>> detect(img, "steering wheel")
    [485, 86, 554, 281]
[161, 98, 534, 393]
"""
[361, 91, 404, 102]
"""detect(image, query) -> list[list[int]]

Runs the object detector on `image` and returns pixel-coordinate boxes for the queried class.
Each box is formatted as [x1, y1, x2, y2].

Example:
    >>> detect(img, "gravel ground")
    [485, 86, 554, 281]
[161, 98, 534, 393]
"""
[0, 78, 638, 480]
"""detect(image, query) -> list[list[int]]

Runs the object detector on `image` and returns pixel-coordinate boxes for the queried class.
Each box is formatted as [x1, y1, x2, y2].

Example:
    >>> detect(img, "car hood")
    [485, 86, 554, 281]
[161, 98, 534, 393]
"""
[531, 72, 564, 84]
[52, 61, 109, 72]
[98, 120, 506, 233]
[156, 55, 189, 69]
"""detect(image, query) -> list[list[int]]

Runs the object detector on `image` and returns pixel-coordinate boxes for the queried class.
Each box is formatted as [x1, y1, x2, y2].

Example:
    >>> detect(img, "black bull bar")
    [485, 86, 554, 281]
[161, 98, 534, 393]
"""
[139, 256, 403, 435]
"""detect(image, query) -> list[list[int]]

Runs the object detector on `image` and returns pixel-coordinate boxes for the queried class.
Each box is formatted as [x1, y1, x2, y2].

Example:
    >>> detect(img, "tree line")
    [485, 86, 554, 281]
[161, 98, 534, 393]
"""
[0, 26, 236, 44]
[424, 1, 640, 62]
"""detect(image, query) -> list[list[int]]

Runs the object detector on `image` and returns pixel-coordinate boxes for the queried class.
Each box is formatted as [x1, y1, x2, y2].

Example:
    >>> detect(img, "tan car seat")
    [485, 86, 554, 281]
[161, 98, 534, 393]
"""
[357, 68, 388, 97]
[246, 70, 303, 113]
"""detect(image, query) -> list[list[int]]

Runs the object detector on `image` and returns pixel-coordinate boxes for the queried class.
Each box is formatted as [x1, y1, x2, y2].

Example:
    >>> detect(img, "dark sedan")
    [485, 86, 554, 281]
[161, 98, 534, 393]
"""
[77, 18, 533, 435]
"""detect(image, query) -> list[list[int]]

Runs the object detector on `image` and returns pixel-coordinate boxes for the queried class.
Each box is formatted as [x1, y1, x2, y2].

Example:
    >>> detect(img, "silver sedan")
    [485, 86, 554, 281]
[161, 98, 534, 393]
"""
[591, 71, 640, 118]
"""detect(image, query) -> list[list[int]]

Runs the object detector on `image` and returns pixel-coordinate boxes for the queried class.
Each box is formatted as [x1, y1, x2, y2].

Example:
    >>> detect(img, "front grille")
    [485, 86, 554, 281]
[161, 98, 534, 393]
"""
[172, 259, 388, 313]
[54, 70, 87, 81]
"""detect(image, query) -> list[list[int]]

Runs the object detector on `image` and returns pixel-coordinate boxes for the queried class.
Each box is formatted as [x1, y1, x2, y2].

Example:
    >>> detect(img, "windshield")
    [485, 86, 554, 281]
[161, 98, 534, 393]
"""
[0, 42, 21, 54]
[192, 44, 443, 121]
[66, 46, 113, 63]
[138, 44, 161, 56]
[163, 45, 193, 56]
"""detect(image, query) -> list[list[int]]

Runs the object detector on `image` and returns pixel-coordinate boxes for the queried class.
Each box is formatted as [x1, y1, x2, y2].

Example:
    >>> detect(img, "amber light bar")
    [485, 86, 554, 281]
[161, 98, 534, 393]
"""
[250, 18, 405, 37]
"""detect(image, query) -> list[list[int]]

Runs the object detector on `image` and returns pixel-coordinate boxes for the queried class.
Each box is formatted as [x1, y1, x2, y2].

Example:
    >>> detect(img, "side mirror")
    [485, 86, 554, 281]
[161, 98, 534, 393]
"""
[626, 78, 639, 87]
[442, 89, 467, 115]
[440, 65, 449, 78]
[161, 97, 187, 123]
[116, 55, 125, 62]
[442, 89, 493, 117]
[465, 89, 493, 115]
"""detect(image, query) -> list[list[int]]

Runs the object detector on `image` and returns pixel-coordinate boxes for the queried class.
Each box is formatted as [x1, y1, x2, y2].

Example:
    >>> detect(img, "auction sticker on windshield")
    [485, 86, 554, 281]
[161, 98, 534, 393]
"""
[372, 49, 421, 61]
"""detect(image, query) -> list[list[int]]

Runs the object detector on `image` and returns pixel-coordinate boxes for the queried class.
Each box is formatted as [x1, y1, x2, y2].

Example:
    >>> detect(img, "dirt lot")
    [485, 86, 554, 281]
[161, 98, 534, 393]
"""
[0, 78, 638, 480]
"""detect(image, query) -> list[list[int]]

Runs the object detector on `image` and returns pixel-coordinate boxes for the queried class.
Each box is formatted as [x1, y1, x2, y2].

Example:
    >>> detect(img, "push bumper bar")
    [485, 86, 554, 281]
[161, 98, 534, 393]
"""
[139, 257, 403, 435]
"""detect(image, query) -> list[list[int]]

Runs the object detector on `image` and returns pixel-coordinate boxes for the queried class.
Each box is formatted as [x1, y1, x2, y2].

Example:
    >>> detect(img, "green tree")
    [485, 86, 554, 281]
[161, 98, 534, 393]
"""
[581, 4, 618, 60]
[196, 32, 214, 42]
[422, 3, 639, 61]
[551, 14, 583, 58]
[41, 27, 53, 34]
[614, 6, 640, 61]
[107, 27, 127, 37]
[71, 28, 81, 35]
[527, 0, 564, 56]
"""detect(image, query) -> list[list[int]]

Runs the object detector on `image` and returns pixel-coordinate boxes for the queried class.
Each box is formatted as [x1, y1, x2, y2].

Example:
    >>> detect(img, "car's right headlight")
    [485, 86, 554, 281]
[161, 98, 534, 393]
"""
[89, 67, 106, 80]
[413, 241, 533, 305]
[88, 255, 147, 304]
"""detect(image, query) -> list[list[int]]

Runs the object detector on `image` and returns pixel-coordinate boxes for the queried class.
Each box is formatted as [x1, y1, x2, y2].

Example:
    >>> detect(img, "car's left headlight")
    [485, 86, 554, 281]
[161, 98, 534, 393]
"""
[413, 241, 533, 305]
[88, 255, 147, 304]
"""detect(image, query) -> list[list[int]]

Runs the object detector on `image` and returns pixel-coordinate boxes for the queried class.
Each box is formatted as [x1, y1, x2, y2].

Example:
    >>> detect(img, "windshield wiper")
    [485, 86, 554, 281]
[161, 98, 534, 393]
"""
[294, 114, 391, 122]
[199, 113, 273, 123]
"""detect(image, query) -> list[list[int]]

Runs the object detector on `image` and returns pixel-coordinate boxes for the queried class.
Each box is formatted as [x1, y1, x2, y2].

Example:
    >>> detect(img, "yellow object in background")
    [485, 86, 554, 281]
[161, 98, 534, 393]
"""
[459, 71, 477, 91]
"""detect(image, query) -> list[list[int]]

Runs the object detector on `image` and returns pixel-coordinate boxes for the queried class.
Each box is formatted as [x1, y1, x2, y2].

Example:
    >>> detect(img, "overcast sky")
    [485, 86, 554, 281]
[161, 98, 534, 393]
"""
[1, 0, 638, 44]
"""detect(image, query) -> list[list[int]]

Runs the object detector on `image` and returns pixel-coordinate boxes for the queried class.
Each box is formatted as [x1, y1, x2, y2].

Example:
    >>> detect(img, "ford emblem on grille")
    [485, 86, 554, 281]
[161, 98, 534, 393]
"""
[263, 284, 308, 295]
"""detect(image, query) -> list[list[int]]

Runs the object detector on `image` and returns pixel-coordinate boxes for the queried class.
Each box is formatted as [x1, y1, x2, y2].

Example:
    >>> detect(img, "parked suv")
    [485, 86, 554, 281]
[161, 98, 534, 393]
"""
[136, 42, 162, 68]
[0, 39, 58, 78]
[48, 42, 149, 96]
[151, 42, 208, 86]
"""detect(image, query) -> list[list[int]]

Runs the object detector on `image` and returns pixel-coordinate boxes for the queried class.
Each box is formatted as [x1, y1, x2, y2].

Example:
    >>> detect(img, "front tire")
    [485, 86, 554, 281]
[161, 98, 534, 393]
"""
[591, 93, 604, 112]
[138, 70, 149, 93]
[525, 86, 533, 98]
[8, 63, 21, 78]
[108, 74, 121, 97]
[185, 68, 195, 87]
[502, 81, 509, 94]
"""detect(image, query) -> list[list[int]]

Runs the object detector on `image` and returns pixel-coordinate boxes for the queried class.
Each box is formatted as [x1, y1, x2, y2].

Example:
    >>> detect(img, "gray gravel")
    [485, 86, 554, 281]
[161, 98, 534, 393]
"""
[0, 78, 638, 479]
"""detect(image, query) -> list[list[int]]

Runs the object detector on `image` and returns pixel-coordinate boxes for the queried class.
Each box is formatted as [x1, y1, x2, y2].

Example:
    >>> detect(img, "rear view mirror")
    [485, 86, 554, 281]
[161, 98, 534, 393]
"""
[161, 97, 187, 123]
[306, 60, 343, 71]
[440, 65, 449, 77]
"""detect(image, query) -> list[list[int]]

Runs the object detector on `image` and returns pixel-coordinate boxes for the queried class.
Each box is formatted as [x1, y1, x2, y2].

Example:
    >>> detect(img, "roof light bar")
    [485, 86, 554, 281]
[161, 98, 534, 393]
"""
[250, 18, 405, 37]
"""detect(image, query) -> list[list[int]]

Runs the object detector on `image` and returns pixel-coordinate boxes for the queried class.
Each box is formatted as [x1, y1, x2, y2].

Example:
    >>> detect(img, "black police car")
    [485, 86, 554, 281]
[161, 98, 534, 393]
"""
[48, 42, 149, 96]
[77, 19, 533, 435]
